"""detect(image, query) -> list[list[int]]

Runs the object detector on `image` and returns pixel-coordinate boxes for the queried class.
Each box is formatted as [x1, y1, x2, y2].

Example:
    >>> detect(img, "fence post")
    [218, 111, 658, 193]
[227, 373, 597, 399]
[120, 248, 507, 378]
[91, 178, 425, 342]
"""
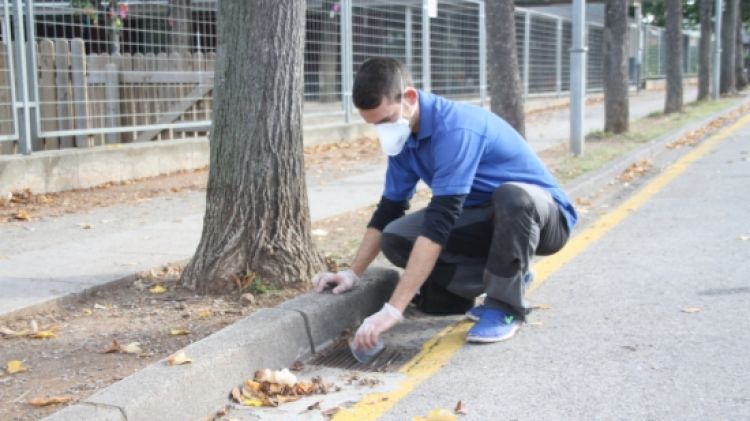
[421, 0, 431, 92]
[556, 17, 563, 95]
[523, 11, 531, 99]
[712, 0, 722, 99]
[12, 0, 32, 154]
[405, 7, 413, 71]
[339, 0, 353, 123]
[478, 1, 487, 106]
[104, 63, 120, 144]
[70, 39, 89, 147]
[1, 0, 18, 155]
[23, 0, 41, 151]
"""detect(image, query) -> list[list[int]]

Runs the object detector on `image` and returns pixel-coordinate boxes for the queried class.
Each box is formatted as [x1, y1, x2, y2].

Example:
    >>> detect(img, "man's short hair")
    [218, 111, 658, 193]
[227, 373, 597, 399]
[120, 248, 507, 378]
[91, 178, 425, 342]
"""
[353, 57, 413, 110]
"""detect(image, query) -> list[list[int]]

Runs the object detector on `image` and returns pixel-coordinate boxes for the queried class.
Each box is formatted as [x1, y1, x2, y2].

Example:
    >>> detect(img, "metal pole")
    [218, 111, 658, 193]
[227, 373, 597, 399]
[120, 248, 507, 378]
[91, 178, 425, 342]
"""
[712, 0, 722, 99]
[12, 0, 32, 154]
[556, 17, 563, 95]
[340, 0, 353, 122]
[405, 7, 413, 70]
[2, 0, 19, 146]
[422, 0, 431, 92]
[635, 2, 643, 92]
[523, 11, 531, 99]
[570, 0, 587, 156]
[478, 1, 487, 106]
[24, 0, 40, 145]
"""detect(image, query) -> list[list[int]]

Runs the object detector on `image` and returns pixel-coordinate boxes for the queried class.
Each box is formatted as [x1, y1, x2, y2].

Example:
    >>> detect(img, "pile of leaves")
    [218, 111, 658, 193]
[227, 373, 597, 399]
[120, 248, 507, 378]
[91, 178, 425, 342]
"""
[231, 368, 336, 407]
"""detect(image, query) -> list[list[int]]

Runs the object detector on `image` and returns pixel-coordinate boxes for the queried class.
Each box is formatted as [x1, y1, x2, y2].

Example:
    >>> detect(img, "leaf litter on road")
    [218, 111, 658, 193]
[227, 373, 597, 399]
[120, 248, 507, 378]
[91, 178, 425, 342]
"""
[231, 369, 335, 408]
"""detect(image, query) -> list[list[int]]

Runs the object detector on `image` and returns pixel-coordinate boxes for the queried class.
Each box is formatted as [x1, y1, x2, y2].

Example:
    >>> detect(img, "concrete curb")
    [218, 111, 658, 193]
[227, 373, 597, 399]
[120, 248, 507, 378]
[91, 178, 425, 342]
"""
[43, 268, 398, 421]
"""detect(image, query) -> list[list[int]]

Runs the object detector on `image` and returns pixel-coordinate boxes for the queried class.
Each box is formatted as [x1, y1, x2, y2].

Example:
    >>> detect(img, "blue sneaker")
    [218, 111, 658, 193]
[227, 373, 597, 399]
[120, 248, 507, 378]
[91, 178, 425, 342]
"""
[466, 309, 521, 343]
[464, 271, 534, 321]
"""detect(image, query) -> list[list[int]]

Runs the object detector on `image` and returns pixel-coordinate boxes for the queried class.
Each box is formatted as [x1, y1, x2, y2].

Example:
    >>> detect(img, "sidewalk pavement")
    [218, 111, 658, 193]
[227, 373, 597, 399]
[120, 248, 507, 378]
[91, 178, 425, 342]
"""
[0, 85, 703, 318]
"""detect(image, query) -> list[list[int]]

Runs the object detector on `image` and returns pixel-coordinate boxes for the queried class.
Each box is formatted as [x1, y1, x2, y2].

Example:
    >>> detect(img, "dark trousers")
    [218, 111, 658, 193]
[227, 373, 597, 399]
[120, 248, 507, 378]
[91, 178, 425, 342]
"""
[381, 183, 569, 319]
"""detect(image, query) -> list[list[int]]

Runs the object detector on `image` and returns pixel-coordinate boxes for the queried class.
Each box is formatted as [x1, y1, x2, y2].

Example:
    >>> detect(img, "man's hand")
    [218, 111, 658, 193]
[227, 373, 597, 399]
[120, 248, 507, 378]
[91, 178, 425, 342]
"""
[311, 269, 360, 294]
[352, 303, 404, 349]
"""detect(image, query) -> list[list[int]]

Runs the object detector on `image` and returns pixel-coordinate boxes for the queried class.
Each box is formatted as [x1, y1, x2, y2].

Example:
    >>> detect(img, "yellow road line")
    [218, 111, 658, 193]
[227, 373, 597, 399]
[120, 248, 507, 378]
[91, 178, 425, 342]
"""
[333, 111, 750, 421]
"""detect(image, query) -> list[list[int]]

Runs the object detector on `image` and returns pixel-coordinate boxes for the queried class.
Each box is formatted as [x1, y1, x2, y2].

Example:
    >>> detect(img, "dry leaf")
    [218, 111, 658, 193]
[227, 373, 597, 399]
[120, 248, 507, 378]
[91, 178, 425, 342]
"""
[83, 309, 93, 315]
[312, 229, 329, 237]
[307, 400, 322, 411]
[454, 400, 467, 415]
[533, 304, 552, 310]
[119, 342, 143, 354]
[527, 321, 544, 327]
[242, 397, 264, 407]
[574, 197, 592, 207]
[231, 387, 242, 403]
[14, 210, 31, 221]
[682, 307, 702, 313]
[170, 328, 191, 336]
[290, 360, 304, 371]
[79, 223, 93, 229]
[93, 303, 107, 310]
[0, 326, 29, 338]
[321, 406, 342, 416]
[166, 351, 192, 366]
[413, 408, 458, 421]
[31, 330, 56, 339]
[29, 396, 73, 407]
[149, 285, 167, 294]
[198, 310, 212, 319]
[7, 360, 27, 374]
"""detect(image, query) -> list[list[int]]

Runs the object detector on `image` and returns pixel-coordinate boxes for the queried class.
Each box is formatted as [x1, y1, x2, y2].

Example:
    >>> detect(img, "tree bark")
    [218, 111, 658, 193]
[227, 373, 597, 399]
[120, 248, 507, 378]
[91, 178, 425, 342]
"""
[486, 1, 525, 137]
[736, 1, 747, 89]
[665, 0, 684, 114]
[181, 1, 323, 294]
[697, 0, 712, 100]
[720, 0, 738, 94]
[603, 0, 629, 133]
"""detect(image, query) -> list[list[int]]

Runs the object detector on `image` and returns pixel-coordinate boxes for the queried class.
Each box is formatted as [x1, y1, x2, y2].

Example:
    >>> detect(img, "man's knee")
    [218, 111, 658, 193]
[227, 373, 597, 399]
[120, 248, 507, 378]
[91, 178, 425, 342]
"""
[380, 232, 412, 268]
[492, 183, 536, 218]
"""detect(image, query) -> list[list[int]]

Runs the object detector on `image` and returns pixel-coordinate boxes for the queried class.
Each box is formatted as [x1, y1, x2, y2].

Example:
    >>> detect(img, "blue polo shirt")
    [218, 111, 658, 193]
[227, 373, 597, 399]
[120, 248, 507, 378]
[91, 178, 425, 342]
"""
[383, 91, 577, 231]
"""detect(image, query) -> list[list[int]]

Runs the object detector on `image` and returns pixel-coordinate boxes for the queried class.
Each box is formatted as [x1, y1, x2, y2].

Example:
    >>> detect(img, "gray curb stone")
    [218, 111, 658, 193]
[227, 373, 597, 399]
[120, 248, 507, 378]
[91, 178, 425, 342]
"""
[44, 268, 398, 421]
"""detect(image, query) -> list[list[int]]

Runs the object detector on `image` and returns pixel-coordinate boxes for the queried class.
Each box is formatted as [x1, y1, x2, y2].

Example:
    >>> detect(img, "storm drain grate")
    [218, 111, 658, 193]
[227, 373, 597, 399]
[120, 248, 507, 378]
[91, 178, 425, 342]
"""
[307, 341, 421, 372]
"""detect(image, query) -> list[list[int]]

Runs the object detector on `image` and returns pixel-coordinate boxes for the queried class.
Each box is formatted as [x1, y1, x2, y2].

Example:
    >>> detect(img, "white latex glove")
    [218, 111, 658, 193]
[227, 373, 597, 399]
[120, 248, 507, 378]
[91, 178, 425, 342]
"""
[353, 303, 404, 350]
[311, 269, 360, 294]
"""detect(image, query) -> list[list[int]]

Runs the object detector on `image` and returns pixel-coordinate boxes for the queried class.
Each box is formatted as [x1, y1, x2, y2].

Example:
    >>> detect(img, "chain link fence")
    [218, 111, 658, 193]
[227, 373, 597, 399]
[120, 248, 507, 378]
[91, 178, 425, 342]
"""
[0, 0, 700, 155]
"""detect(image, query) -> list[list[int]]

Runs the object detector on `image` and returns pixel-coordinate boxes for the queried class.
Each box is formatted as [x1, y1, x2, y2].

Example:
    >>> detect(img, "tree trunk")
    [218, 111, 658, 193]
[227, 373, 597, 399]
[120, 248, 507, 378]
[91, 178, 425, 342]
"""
[736, 1, 747, 90]
[181, 1, 323, 294]
[697, 0, 712, 100]
[169, 0, 192, 54]
[486, 1, 525, 137]
[664, 0, 684, 114]
[720, 0, 738, 94]
[603, 0, 629, 133]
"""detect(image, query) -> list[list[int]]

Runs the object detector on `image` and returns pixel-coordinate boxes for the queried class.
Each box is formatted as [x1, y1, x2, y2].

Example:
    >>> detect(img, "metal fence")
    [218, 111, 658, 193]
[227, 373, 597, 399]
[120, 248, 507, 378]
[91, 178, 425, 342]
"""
[0, 0, 700, 156]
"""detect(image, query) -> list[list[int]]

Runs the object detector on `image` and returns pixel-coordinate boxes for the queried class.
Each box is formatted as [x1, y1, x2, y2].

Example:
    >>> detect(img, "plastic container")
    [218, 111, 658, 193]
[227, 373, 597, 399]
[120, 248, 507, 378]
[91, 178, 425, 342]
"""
[349, 339, 385, 364]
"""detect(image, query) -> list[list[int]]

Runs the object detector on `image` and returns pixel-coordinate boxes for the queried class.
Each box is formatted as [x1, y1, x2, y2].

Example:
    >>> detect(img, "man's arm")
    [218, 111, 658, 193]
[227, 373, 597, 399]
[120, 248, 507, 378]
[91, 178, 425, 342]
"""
[387, 235, 442, 312]
[349, 228, 383, 277]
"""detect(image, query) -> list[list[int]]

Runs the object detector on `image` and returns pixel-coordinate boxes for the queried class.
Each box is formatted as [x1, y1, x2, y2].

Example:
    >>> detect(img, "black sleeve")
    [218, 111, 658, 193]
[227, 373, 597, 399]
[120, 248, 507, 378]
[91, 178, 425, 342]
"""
[367, 196, 410, 231]
[421, 194, 467, 246]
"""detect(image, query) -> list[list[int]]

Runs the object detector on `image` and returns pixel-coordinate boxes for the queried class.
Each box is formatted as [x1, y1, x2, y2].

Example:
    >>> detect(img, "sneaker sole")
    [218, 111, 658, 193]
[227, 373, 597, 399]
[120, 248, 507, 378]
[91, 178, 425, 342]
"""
[466, 324, 521, 343]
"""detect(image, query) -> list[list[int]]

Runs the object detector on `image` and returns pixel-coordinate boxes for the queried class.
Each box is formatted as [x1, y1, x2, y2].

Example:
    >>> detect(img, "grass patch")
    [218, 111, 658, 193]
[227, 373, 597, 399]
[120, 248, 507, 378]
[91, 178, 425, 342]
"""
[550, 97, 741, 184]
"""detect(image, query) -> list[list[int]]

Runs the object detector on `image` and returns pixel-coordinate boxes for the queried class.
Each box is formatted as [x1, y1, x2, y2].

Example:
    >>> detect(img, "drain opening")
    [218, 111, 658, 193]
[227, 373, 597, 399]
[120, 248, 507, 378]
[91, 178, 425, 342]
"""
[307, 341, 420, 372]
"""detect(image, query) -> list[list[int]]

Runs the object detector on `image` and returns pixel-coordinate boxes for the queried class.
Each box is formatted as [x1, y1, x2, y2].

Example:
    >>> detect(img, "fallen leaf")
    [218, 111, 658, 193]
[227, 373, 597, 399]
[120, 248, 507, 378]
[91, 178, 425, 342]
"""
[119, 342, 143, 354]
[83, 309, 93, 315]
[166, 351, 192, 366]
[240, 293, 255, 305]
[312, 229, 329, 237]
[290, 360, 304, 371]
[454, 400, 467, 415]
[170, 328, 191, 336]
[7, 360, 27, 374]
[242, 397, 265, 407]
[321, 406, 342, 416]
[682, 307, 702, 313]
[31, 330, 56, 339]
[29, 396, 73, 407]
[93, 303, 107, 310]
[231, 387, 242, 403]
[574, 197, 592, 207]
[527, 321, 544, 327]
[79, 223, 93, 229]
[149, 285, 167, 294]
[533, 304, 552, 310]
[412, 408, 458, 421]
[14, 210, 31, 221]
[0, 326, 29, 338]
[198, 310, 212, 318]
[306, 400, 322, 411]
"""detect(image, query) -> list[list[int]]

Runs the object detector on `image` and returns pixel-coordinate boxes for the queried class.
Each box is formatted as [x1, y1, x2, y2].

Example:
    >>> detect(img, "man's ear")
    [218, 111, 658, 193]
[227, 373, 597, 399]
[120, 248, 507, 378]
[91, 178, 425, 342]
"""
[403, 87, 418, 106]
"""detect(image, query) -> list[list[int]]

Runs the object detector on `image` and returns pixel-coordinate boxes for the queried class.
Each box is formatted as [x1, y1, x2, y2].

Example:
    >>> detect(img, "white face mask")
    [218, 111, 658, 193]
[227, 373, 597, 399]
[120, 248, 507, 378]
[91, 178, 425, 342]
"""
[375, 94, 411, 156]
